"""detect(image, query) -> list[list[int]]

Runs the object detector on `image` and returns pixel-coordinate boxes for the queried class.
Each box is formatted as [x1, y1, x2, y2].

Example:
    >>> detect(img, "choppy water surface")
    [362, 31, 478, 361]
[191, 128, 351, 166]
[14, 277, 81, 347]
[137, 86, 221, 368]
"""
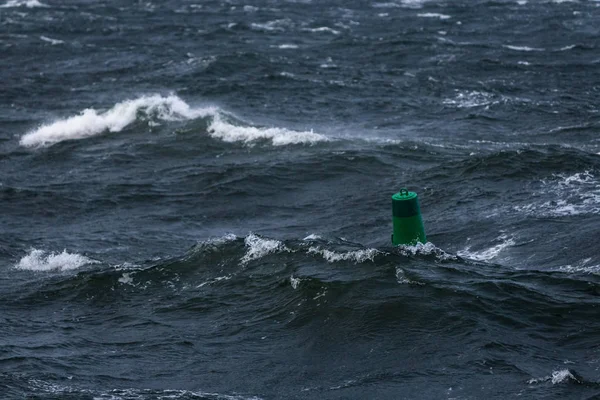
[2, 0, 600, 398]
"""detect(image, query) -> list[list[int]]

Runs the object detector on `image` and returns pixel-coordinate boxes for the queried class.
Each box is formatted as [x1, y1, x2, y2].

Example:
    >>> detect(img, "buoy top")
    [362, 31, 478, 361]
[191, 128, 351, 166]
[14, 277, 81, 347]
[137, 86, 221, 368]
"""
[392, 189, 421, 218]
[392, 189, 417, 201]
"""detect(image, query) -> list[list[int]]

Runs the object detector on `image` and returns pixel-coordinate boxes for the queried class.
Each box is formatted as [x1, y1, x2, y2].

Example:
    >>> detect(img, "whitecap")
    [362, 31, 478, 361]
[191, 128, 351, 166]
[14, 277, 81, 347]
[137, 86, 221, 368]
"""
[559, 44, 576, 51]
[372, 2, 402, 8]
[250, 19, 291, 32]
[240, 233, 290, 264]
[0, 0, 48, 8]
[277, 44, 298, 49]
[417, 13, 451, 19]
[443, 90, 504, 109]
[15, 249, 97, 271]
[40, 35, 63, 45]
[118, 273, 134, 285]
[26, 381, 264, 400]
[20, 94, 216, 147]
[457, 235, 515, 262]
[503, 45, 545, 52]
[307, 246, 380, 263]
[303, 26, 340, 35]
[558, 263, 600, 275]
[197, 275, 233, 288]
[395, 267, 425, 285]
[515, 171, 600, 217]
[290, 275, 301, 289]
[373, 0, 426, 8]
[203, 233, 238, 246]
[397, 242, 457, 261]
[207, 114, 328, 146]
[189, 234, 238, 256]
[528, 369, 580, 385]
[303, 234, 322, 241]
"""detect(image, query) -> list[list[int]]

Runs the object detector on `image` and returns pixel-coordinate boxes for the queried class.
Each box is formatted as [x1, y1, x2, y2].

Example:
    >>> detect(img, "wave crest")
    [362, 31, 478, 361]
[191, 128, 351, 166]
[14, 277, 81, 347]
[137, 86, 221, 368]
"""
[20, 94, 327, 148]
[241, 233, 290, 264]
[208, 114, 327, 146]
[307, 246, 380, 263]
[15, 249, 97, 271]
[20, 95, 214, 147]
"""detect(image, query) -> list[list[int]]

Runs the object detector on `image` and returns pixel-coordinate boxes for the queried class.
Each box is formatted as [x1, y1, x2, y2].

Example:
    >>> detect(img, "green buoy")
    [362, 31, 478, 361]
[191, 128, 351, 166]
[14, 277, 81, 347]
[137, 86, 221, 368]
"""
[392, 189, 426, 246]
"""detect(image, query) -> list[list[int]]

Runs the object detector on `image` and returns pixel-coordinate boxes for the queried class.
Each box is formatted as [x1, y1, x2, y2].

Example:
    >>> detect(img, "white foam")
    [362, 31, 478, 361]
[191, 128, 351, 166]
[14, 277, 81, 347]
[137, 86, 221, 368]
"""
[559, 44, 576, 51]
[0, 0, 48, 8]
[417, 13, 451, 19]
[243, 5, 259, 12]
[552, 370, 579, 383]
[303, 234, 322, 241]
[398, 242, 457, 261]
[457, 235, 515, 262]
[20, 94, 215, 147]
[15, 249, 97, 271]
[401, 0, 428, 6]
[443, 90, 503, 109]
[373, 0, 426, 8]
[515, 171, 600, 217]
[395, 267, 425, 285]
[28, 381, 264, 400]
[197, 275, 232, 288]
[277, 44, 298, 49]
[528, 369, 580, 385]
[189, 234, 237, 257]
[118, 273, 134, 285]
[372, 2, 402, 8]
[559, 264, 600, 274]
[22, 94, 327, 148]
[207, 114, 327, 146]
[250, 19, 291, 32]
[503, 45, 545, 52]
[290, 275, 301, 289]
[307, 246, 380, 263]
[241, 233, 290, 264]
[203, 233, 238, 246]
[558, 257, 600, 275]
[303, 27, 340, 35]
[113, 262, 142, 271]
[40, 35, 63, 45]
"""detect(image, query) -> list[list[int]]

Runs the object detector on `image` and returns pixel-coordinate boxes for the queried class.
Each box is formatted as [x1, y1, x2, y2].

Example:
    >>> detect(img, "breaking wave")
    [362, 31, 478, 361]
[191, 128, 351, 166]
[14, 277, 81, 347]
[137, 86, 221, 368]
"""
[241, 233, 291, 264]
[15, 249, 97, 271]
[307, 246, 381, 263]
[20, 95, 328, 148]
[20, 95, 214, 147]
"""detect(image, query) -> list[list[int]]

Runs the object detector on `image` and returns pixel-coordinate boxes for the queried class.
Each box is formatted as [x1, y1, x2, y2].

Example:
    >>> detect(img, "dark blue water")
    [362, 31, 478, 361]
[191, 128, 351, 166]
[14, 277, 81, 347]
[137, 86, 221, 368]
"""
[2, 0, 600, 398]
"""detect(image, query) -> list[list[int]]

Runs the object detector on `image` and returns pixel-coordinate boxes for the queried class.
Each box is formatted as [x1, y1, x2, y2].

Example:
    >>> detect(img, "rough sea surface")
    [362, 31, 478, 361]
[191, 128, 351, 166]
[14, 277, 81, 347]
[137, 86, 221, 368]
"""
[2, 0, 600, 398]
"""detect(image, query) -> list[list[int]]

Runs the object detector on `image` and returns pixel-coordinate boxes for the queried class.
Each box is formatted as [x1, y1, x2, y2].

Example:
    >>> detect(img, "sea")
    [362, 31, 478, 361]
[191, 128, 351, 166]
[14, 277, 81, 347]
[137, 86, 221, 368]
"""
[2, 0, 600, 398]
